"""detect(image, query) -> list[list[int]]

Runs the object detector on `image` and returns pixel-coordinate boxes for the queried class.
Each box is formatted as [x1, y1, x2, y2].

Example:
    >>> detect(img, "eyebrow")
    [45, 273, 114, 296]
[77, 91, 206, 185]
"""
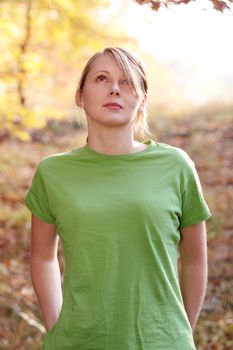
[93, 70, 130, 80]
[93, 70, 110, 74]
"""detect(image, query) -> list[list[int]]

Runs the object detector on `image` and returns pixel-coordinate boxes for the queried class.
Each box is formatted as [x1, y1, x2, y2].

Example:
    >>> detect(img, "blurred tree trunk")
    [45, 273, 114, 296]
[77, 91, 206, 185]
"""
[17, 0, 32, 107]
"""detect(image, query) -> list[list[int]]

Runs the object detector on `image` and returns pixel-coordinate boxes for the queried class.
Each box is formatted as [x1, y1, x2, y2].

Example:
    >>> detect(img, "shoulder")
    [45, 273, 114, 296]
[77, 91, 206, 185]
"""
[36, 148, 80, 175]
[155, 142, 194, 170]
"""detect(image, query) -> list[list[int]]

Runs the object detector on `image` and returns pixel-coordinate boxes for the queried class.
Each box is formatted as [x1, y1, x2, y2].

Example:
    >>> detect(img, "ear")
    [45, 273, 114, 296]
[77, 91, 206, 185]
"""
[75, 89, 84, 108]
[138, 94, 147, 112]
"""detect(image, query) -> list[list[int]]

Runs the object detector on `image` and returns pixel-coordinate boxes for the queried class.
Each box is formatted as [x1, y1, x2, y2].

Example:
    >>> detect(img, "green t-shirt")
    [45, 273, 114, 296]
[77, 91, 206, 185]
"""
[25, 139, 211, 350]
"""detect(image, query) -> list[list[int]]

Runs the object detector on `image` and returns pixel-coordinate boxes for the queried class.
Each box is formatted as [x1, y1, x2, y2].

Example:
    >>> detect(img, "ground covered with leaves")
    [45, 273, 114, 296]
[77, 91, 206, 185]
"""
[0, 110, 232, 349]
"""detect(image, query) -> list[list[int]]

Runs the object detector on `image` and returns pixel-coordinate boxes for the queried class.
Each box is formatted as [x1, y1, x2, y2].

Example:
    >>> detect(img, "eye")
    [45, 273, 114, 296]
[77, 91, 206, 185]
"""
[122, 79, 129, 85]
[96, 75, 107, 82]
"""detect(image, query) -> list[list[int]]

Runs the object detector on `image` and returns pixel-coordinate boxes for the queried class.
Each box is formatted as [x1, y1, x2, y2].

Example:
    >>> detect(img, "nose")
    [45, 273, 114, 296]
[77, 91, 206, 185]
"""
[109, 81, 120, 96]
[110, 90, 120, 96]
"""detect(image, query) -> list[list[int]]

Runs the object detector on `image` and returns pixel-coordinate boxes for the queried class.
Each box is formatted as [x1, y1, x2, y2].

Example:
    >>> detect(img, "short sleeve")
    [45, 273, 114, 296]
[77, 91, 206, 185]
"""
[179, 162, 212, 228]
[25, 162, 56, 224]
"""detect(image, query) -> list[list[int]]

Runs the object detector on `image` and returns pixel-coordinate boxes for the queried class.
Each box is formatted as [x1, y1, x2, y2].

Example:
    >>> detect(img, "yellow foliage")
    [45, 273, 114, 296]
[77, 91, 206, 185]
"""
[10, 128, 31, 141]
[0, 0, 132, 140]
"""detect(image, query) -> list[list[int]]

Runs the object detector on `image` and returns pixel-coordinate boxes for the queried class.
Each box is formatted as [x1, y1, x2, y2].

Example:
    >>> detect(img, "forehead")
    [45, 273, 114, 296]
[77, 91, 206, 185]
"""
[88, 54, 124, 75]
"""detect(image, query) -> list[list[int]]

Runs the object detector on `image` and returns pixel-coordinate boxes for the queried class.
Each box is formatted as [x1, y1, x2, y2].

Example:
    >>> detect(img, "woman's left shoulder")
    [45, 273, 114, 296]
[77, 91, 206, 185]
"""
[155, 141, 194, 168]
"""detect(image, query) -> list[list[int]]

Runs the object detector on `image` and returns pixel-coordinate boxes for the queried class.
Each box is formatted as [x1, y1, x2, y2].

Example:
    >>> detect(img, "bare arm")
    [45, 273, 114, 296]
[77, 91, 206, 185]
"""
[30, 214, 63, 331]
[179, 221, 208, 330]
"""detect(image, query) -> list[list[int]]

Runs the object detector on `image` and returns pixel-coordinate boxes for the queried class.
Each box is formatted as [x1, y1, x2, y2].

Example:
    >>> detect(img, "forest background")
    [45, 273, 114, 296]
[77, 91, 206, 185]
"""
[0, 0, 232, 349]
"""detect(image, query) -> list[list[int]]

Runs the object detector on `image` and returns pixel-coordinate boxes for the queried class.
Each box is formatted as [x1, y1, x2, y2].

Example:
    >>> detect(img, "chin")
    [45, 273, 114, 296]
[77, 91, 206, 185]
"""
[89, 115, 132, 127]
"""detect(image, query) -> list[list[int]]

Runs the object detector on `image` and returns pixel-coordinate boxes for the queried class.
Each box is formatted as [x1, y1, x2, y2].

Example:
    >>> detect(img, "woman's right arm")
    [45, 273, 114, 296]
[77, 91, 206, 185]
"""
[30, 214, 63, 331]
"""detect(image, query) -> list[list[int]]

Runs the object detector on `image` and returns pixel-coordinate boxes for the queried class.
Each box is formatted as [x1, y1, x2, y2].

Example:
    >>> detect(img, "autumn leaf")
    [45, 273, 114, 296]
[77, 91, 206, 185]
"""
[135, 0, 232, 12]
[212, 0, 231, 12]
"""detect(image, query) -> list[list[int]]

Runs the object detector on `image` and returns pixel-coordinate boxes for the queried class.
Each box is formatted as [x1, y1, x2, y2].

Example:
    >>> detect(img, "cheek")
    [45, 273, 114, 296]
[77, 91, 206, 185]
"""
[82, 91, 103, 115]
[125, 95, 140, 110]
[82, 88, 101, 106]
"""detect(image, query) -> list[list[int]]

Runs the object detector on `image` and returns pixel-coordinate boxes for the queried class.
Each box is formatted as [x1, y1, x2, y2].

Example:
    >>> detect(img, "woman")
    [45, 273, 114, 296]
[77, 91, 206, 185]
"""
[25, 47, 211, 350]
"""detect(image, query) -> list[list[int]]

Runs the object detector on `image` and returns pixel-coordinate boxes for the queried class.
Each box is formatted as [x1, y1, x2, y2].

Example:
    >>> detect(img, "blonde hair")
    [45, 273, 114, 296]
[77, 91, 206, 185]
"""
[75, 47, 152, 141]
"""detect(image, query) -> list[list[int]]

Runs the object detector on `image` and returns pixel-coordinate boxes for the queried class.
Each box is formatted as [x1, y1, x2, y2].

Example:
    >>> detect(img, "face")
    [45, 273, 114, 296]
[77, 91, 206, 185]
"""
[77, 54, 145, 130]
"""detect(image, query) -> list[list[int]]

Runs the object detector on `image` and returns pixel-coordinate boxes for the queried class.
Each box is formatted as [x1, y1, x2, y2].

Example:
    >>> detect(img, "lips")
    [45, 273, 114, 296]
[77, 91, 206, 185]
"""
[103, 102, 123, 109]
